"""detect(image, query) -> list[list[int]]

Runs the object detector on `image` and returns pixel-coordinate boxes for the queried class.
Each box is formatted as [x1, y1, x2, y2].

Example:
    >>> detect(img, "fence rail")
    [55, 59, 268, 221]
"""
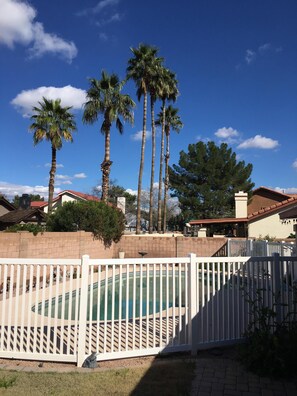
[227, 239, 296, 257]
[0, 254, 296, 366]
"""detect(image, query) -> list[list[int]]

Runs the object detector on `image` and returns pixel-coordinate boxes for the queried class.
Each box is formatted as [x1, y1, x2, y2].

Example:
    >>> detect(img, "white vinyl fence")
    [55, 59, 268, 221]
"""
[0, 254, 296, 366]
[228, 239, 296, 257]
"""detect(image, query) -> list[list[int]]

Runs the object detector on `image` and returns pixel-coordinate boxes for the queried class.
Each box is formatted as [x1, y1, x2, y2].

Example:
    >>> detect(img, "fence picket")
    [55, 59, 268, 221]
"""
[0, 254, 296, 367]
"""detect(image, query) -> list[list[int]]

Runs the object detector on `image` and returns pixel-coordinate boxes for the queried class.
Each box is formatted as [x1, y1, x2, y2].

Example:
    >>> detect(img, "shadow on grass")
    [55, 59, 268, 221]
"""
[130, 354, 196, 396]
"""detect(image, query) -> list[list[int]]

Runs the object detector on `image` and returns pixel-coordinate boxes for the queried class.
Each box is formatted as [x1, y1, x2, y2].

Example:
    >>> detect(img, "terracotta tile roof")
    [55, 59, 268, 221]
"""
[190, 195, 297, 226]
[31, 201, 47, 208]
[247, 196, 297, 221]
[33, 190, 101, 209]
[63, 190, 100, 202]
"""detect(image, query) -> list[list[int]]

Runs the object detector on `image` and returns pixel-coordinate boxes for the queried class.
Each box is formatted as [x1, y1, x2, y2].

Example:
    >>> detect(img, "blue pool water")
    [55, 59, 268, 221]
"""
[33, 271, 186, 321]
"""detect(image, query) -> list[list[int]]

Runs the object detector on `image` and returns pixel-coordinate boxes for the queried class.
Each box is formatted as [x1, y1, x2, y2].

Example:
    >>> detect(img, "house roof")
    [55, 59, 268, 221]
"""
[0, 208, 47, 224]
[247, 196, 297, 222]
[31, 201, 46, 208]
[63, 190, 100, 202]
[279, 206, 297, 220]
[0, 195, 16, 211]
[189, 190, 297, 226]
[252, 186, 291, 199]
[32, 190, 101, 208]
[190, 217, 247, 226]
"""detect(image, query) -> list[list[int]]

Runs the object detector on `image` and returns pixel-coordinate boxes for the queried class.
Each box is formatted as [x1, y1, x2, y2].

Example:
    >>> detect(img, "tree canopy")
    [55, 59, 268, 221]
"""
[12, 194, 44, 208]
[46, 201, 125, 247]
[29, 97, 76, 213]
[169, 141, 254, 221]
[82, 71, 135, 202]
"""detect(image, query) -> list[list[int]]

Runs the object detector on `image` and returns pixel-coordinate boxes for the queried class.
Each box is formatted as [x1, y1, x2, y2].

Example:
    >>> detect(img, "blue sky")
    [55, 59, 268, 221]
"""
[1, 0, 297, 200]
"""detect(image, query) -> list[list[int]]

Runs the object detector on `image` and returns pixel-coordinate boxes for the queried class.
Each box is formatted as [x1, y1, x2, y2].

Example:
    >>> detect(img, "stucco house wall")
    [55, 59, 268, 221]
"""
[248, 212, 294, 239]
[43, 193, 76, 213]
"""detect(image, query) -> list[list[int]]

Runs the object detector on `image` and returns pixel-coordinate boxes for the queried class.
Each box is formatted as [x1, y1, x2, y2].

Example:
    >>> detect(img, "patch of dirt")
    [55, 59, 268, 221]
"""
[0, 355, 159, 371]
[0, 347, 239, 372]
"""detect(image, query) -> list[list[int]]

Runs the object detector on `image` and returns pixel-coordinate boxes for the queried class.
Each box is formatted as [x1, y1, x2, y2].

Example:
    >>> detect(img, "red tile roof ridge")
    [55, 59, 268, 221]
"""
[248, 196, 297, 219]
[58, 190, 100, 201]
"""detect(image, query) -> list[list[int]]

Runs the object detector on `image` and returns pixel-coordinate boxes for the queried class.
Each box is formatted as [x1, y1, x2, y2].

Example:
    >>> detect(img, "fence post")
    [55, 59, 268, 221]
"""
[77, 255, 90, 367]
[188, 253, 198, 355]
[248, 239, 253, 256]
[272, 253, 282, 325]
[227, 239, 231, 257]
[265, 240, 269, 256]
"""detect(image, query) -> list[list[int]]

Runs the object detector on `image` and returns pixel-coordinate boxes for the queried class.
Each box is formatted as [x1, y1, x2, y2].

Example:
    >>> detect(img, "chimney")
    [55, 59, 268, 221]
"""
[235, 191, 248, 218]
[117, 196, 126, 214]
[19, 194, 31, 210]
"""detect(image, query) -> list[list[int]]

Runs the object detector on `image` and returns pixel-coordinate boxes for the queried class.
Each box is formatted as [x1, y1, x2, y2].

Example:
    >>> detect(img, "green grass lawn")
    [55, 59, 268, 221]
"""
[0, 359, 195, 396]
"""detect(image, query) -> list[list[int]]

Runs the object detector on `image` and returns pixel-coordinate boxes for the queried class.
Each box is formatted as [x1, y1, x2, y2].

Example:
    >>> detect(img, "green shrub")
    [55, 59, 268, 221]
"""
[46, 201, 125, 247]
[5, 223, 45, 235]
[239, 283, 297, 378]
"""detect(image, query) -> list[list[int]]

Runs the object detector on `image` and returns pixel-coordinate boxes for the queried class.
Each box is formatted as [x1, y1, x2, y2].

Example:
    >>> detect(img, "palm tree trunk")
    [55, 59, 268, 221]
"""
[149, 97, 156, 234]
[136, 91, 147, 234]
[101, 129, 112, 203]
[163, 129, 170, 233]
[48, 146, 56, 213]
[157, 100, 166, 233]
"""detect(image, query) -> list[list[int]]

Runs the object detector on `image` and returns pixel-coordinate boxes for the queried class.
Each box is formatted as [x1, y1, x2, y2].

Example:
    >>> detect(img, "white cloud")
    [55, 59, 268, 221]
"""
[275, 187, 297, 194]
[0, 0, 77, 62]
[215, 127, 239, 140]
[292, 160, 297, 169]
[55, 173, 86, 185]
[56, 174, 70, 180]
[244, 43, 282, 66]
[126, 188, 136, 196]
[237, 134, 279, 149]
[77, 0, 119, 17]
[196, 135, 211, 143]
[131, 130, 152, 141]
[99, 32, 108, 41]
[28, 22, 77, 62]
[55, 174, 73, 186]
[258, 43, 272, 53]
[93, 0, 120, 13]
[74, 173, 87, 179]
[94, 185, 102, 192]
[0, 0, 35, 47]
[45, 163, 64, 168]
[11, 85, 86, 117]
[0, 181, 60, 200]
[59, 180, 72, 185]
[245, 49, 256, 64]
[96, 12, 123, 27]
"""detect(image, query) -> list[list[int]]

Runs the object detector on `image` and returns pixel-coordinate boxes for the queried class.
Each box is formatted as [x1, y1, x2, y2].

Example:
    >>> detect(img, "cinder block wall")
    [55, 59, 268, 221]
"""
[0, 231, 114, 259]
[0, 232, 227, 259]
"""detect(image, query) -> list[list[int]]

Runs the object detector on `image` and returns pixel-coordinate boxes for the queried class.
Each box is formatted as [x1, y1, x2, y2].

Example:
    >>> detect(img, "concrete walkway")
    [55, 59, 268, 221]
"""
[191, 348, 297, 396]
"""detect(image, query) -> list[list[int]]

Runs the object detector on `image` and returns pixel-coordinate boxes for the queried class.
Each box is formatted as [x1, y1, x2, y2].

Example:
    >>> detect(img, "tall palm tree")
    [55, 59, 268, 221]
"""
[29, 97, 76, 213]
[156, 105, 183, 232]
[83, 71, 135, 202]
[147, 63, 165, 234]
[127, 44, 163, 234]
[156, 69, 179, 233]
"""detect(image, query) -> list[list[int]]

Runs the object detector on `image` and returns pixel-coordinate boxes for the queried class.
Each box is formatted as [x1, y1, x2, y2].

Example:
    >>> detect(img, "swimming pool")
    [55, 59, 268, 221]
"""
[32, 270, 186, 321]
